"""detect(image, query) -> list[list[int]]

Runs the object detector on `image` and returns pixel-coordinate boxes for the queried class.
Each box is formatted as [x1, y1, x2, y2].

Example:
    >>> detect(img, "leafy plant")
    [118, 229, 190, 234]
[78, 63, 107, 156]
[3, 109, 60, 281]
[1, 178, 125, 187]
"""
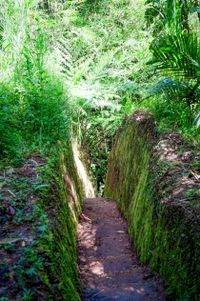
[0, 1, 71, 159]
[144, 0, 200, 138]
[22, 289, 35, 301]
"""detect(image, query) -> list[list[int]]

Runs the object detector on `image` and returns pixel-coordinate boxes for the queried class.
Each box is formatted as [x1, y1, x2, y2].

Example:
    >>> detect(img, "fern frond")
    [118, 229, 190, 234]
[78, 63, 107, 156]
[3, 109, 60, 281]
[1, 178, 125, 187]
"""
[56, 37, 73, 79]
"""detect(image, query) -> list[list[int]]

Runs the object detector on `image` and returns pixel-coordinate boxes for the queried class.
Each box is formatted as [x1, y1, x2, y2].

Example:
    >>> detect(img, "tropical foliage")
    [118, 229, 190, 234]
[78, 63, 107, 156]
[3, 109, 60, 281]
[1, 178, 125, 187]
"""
[148, 0, 200, 96]
[142, 0, 200, 140]
[0, 0, 199, 183]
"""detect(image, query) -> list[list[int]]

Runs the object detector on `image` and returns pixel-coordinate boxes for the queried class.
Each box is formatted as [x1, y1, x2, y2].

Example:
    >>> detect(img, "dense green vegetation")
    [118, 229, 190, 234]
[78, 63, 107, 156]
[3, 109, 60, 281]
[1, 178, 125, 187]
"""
[0, 1, 70, 162]
[0, 0, 199, 183]
[0, 0, 199, 300]
[0, 2, 84, 300]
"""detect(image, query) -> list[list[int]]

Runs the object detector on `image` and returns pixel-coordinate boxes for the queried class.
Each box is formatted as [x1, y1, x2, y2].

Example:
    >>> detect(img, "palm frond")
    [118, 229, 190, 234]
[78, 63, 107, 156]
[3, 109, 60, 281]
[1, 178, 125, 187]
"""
[149, 78, 190, 97]
[150, 30, 200, 80]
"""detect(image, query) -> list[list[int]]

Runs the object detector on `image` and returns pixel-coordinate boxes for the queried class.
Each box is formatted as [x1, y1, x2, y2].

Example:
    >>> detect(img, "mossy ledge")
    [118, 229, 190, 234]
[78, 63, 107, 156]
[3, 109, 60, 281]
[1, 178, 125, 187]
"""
[105, 110, 200, 301]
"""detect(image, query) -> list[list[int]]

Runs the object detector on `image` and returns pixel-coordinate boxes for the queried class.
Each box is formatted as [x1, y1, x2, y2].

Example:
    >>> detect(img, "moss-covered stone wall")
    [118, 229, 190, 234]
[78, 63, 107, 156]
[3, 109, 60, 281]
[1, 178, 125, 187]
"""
[105, 111, 200, 301]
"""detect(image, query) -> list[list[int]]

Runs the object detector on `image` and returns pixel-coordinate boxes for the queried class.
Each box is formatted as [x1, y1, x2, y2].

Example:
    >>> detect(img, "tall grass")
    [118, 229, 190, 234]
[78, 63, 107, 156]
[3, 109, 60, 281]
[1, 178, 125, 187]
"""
[0, 0, 70, 161]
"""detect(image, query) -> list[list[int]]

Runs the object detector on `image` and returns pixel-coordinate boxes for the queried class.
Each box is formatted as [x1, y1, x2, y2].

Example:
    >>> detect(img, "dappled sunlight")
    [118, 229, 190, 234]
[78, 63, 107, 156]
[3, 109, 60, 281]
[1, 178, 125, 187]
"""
[152, 133, 200, 208]
[78, 198, 166, 300]
[78, 222, 97, 249]
[63, 171, 79, 221]
[87, 260, 105, 277]
[154, 140, 180, 162]
[1, 0, 199, 300]
[72, 140, 95, 198]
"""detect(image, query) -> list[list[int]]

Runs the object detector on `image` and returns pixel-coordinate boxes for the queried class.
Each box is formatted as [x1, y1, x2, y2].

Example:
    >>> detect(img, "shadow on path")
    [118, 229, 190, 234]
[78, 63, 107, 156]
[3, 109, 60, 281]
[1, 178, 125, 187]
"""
[78, 198, 167, 301]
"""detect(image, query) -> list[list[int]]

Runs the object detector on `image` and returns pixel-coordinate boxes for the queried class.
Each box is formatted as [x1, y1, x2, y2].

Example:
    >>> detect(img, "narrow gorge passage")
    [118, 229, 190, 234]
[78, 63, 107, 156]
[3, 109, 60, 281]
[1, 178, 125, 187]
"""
[78, 198, 167, 301]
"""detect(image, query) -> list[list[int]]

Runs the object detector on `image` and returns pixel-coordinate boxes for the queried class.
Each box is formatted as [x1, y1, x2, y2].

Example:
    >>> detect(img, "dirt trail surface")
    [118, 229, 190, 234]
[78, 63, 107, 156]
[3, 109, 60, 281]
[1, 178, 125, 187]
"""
[78, 198, 167, 301]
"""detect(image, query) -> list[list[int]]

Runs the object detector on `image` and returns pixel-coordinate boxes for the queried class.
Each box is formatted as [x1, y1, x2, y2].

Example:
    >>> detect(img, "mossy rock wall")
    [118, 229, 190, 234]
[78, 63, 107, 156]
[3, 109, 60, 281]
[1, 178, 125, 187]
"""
[105, 111, 200, 301]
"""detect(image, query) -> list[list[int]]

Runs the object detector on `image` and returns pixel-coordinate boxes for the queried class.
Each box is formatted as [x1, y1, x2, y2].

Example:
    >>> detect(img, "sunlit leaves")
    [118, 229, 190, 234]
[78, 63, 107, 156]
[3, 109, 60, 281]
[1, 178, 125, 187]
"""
[150, 31, 200, 81]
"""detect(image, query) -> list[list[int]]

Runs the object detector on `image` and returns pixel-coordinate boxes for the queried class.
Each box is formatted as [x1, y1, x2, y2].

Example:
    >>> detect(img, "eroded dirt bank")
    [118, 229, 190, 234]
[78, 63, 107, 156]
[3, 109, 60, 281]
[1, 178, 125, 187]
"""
[78, 198, 166, 301]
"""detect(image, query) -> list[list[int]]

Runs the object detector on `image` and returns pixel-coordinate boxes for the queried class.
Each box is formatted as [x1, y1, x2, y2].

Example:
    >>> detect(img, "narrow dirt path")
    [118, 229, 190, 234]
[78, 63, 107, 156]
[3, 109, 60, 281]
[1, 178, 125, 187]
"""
[78, 198, 167, 301]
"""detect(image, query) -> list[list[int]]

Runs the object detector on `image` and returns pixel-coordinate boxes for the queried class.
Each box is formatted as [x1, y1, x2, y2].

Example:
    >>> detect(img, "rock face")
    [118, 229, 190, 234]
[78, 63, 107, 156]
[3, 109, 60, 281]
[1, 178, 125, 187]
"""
[105, 110, 200, 300]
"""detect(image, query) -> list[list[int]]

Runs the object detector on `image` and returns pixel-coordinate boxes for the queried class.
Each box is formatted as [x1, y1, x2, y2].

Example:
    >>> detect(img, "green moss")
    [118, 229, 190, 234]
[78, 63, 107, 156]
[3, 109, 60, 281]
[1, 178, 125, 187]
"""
[37, 145, 83, 300]
[105, 112, 200, 301]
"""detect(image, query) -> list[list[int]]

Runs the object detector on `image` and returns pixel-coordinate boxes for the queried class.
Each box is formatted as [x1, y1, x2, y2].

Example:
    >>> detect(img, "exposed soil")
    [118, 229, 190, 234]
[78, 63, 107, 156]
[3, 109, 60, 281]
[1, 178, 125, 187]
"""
[0, 155, 47, 300]
[78, 198, 167, 301]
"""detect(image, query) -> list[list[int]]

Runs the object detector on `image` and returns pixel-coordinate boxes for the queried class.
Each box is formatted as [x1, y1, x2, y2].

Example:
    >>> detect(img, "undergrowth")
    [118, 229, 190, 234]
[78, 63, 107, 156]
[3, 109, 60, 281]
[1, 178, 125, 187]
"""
[55, 0, 199, 190]
[60, 0, 152, 191]
[0, 1, 70, 162]
[0, 146, 82, 301]
[136, 96, 200, 144]
[1, 0, 199, 178]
